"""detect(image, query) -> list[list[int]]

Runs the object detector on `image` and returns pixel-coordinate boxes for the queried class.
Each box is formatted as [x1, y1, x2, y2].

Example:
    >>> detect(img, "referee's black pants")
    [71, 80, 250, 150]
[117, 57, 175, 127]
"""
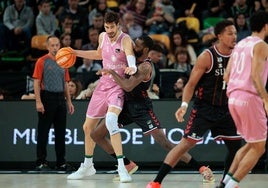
[36, 91, 67, 167]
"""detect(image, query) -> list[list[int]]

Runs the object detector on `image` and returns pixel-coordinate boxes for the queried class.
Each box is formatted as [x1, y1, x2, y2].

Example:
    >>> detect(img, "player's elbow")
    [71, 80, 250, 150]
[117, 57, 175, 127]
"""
[123, 86, 133, 92]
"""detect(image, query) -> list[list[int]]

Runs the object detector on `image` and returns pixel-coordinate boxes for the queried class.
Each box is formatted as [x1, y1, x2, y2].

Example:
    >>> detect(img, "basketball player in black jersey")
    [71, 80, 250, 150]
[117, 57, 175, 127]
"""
[146, 20, 243, 188]
[90, 35, 203, 180]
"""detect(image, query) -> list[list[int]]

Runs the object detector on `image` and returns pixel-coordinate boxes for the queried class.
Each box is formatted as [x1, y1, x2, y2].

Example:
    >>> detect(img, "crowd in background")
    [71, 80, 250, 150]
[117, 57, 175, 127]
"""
[0, 0, 267, 100]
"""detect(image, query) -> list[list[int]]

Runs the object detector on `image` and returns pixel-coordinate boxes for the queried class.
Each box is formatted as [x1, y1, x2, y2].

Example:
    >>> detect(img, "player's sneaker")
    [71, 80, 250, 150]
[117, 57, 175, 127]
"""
[113, 161, 139, 181]
[118, 168, 132, 183]
[215, 182, 225, 188]
[199, 166, 215, 183]
[67, 163, 96, 180]
[146, 181, 161, 188]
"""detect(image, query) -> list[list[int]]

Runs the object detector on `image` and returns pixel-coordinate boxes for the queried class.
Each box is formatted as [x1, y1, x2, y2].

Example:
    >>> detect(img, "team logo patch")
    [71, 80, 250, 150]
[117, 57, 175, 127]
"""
[190, 133, 201, 139]
[147, 120, 154, 129]
[217, 57, 222, 63]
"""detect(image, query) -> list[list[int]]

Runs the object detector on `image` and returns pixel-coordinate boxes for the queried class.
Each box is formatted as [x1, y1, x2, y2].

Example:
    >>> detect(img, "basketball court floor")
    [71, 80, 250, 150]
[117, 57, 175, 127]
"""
[0, 170, 267, 188]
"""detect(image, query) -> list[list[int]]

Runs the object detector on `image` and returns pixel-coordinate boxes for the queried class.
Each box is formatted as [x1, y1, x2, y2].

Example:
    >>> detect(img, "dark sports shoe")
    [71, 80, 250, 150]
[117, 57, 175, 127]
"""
[215, 182, 225, 188]
[55, 163, 76, 172]
[36, 163, 51, 171]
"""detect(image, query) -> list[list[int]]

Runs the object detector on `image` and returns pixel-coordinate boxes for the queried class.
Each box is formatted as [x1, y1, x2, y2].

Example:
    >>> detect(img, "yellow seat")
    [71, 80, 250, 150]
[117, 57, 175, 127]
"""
[176, 17, 200, 33]
[31, 35, 49, 50]
[149, 34, 170, 50]
[107, 0, 118, 8]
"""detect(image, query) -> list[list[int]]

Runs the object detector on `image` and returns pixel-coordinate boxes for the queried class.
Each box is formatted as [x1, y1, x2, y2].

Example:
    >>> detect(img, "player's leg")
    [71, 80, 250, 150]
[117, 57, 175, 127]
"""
[67, 117, 100, 179]
[91, 118, 138, 176]
[225, 141, 266, 188]
[147, 138, 195, 188]
[106, 106, 132, 183]
[90, 119, 113, 153]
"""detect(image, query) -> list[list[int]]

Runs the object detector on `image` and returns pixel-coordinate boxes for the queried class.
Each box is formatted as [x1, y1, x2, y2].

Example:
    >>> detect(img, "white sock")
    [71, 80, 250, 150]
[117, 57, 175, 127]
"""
[222, 174, 232, 185]
[225, 178, 239, 188]
[84, 157, 93, 167]
[117, 158, 125, 170]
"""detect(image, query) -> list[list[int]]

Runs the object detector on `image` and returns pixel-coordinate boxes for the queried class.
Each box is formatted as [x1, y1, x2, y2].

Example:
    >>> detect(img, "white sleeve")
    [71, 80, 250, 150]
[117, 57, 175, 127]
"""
[126, 55, 137, 73]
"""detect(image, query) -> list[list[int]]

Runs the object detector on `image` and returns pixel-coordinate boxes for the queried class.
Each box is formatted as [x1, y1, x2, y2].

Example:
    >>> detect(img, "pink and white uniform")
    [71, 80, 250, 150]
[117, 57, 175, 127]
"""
[227, 36, 268, 143]
[86, 32, 129, 118]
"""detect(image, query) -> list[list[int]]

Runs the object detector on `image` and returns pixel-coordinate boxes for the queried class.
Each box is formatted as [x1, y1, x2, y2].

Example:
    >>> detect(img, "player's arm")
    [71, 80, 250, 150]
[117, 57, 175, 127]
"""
[176, 51, 211, 122]
[123, 36, 137, 75]
[107, 62, 151, 92]
[251, 42, 268, 102]
[182, 51, 211, 104]
[72, 33, 104, 60]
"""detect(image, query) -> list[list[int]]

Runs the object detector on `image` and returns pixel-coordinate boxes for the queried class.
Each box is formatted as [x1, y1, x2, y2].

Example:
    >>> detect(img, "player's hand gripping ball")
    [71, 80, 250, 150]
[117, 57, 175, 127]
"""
[55, 47, 76, 68]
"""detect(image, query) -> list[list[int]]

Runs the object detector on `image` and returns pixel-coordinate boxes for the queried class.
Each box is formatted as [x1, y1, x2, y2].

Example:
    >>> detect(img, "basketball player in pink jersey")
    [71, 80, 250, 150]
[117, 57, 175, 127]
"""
[223, 10, 268, 188]
[67, 11, 137, 183]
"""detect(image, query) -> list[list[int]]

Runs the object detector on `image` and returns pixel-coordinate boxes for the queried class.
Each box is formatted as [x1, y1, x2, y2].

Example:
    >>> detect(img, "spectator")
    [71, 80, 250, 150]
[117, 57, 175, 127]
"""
[60, 32, 72, 48]
[234, 13, 251, 42]
[81, 27, 102, 71]
[168, 47, 192, 77]
[120, 11, 143, 39]
[147, 43, 164, 99]
[76, 79, 99, 99]
[88, 0, 110, 26]
[173, 76, 188, 100]
[0, 0, 34, 54]
[227, 0, 253, 22]
[202, 0, 229, 19]
[82, 27, 99, 50]
[76, 58, 102, 89]
[35, 0, 58, 35]
[145, 0, 175, 35]
[55, 14, 73, 38]
[76, 58, 102, 73]
[120, 0, 148, 30]
[59, 0, 89, 49]
[88, 12, 105, 33]
[68, 78, 83, 99]
[168, 30, 197, 66]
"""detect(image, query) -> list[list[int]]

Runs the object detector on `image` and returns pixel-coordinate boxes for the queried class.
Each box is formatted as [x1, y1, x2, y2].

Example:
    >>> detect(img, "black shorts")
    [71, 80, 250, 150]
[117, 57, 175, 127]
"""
[184, 101, 241, 142]
[118, 100, 161, 134]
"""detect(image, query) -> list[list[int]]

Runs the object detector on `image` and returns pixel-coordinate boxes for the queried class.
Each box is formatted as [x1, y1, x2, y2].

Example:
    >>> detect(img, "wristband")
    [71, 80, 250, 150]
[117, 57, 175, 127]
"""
[181, 101, 188, 108]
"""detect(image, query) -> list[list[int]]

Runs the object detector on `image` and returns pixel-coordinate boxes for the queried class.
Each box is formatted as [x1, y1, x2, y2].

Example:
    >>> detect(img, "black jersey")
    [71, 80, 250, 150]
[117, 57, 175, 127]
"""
[125, 58, 152, 101]
[195, 45, 230, 106]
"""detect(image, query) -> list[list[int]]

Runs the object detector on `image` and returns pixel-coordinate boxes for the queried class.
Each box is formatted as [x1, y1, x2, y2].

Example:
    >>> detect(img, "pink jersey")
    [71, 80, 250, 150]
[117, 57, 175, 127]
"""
[227, 36, 268, 142]
[99, 32, 128, 88]
[227, 36, 268, 96]
[86, 32, 129, 118]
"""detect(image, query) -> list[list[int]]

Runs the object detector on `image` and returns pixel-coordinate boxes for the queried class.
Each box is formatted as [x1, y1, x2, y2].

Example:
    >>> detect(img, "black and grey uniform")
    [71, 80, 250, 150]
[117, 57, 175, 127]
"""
[183, 45, 241, 142]
[118, 58, 162, 135]
[33, 55, 68, 168]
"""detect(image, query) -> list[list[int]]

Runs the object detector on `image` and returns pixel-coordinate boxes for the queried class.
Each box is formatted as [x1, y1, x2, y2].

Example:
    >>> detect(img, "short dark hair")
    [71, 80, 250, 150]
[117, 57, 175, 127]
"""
[46, 35, 59, 43]
[150, 43, 164, 54]
[214, 19, 234, 37]
[38, 0, 50, 6]
[250, 10, 268, 32]
[138, 35, 154, 50]
[104, 11, 119, 24]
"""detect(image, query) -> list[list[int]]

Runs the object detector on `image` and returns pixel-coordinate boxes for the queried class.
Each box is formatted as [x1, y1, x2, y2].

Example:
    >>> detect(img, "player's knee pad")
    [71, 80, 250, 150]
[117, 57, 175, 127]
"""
[106, 112, 119, 135]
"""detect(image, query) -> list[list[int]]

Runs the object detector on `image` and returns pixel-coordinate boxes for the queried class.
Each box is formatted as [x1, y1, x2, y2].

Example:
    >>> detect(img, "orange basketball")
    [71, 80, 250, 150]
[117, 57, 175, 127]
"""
[55, 47, 76, 68]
